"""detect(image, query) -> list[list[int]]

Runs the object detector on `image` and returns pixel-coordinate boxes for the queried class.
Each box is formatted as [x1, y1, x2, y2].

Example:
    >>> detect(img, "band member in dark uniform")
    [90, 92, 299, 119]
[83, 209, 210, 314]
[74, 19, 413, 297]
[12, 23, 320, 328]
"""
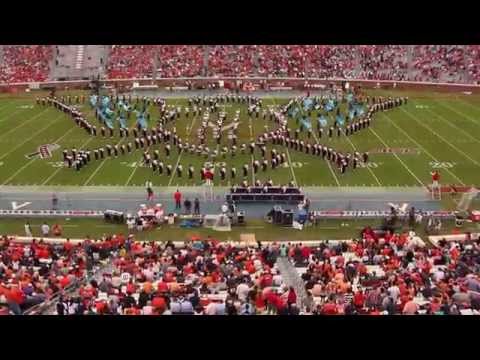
[362, 152, 369, 163]
[127, 142, 133, 153]
[99, 148, 105, 159]
[188, 165, 194, 179]
[243, 164, 249, 177]
[101, 127, 106, 137]
[158, 162, 164, 175]
[166, 164, 173, 176]
[177, 165, 183, 178]
[231, 167, 236, 179]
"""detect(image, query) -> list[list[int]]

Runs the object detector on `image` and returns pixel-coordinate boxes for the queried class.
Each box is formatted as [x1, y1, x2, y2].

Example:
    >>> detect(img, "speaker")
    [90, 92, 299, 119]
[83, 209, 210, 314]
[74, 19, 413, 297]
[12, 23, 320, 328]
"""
[281, 209, 293, 226]
[237, 211, 245, 225]
[273, 206, 283, 224]
[104, 210, 125, 224]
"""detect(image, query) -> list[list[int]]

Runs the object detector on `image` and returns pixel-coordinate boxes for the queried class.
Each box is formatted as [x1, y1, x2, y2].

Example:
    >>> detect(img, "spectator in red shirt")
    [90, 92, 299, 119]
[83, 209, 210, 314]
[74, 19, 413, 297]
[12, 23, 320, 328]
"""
[174, 189, 182, 210]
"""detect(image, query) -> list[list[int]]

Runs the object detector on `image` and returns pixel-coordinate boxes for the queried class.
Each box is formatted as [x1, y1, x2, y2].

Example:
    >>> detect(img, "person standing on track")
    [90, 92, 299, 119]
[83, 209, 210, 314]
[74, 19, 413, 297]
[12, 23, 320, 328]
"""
[174, 189, 182, 210]
[194, 198, 200, 215]
[145, 180, 154, 201]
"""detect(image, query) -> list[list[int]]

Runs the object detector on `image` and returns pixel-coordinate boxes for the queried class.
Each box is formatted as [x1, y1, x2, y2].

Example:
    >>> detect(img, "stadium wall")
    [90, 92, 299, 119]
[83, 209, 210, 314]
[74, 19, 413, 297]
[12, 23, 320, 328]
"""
[1, 77, 480, 93]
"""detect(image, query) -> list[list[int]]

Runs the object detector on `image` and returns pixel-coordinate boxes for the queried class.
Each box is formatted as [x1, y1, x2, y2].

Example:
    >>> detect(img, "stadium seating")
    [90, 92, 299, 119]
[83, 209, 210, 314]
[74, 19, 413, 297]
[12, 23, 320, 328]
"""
[0, 45, 477, 84]
[1, 225, 479, 315]
[101, 45, 480, 84]
[0, 45, 53, 83]
[106, 45, 155, 79]
[291, 228, 480, 315]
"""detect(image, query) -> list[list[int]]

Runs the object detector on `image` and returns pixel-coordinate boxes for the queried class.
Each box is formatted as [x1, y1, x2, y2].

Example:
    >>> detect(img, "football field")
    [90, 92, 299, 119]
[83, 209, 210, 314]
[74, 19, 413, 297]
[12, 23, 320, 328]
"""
[0, 89, 479, 189]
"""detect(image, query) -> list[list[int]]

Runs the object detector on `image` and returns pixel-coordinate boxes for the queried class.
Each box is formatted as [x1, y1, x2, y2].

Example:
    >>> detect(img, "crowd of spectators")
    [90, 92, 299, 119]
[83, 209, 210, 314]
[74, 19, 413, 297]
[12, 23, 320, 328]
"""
[207, 45, 256, 77]
[410, 45, 467, 83]
[0, 235, 97, 315]
[293, 228, 480, 315]
[0, 45, 478, 84]
[52, 235, 303, 315]
[0, 45, 53, 83]
[357, 45, 409, 81]
[106, 45, 154, 79]
[466, 45, 480, 84]
[102, 45, 477, 83]
[158, 45, 205, 78]
[1, 225, 479, 315]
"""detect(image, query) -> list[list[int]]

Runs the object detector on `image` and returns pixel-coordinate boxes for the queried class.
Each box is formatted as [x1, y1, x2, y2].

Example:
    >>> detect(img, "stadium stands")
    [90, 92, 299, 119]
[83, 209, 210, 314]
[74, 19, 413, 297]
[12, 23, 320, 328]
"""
[0, 45, 53, 83]
[100, 45, 479, 84]
[292, 228, 480, 315]
[0, 45, 478, 84]
[106, 45, 155, 79]
[157, 45, 205, 78]
[1, 226, 479, 315]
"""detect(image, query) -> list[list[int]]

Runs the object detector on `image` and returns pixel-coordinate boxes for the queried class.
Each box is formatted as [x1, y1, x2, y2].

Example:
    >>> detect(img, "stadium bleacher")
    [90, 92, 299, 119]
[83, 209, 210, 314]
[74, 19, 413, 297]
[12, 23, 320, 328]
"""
[1, 227, 479, 315]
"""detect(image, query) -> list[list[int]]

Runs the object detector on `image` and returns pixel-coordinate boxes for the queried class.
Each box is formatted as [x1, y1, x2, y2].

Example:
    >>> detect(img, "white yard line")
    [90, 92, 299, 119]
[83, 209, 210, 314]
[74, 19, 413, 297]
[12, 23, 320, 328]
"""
[369, 128, 425, 187]
[0, 108, 25, 123]
[381, 112, 466, 186]
[0, 113, 64, 161]
[124, 156, 142, 186]
[311, 130, 341, 187]
[84, 139, 125, 186]
[436, 100, 480, 128]
[247, 115, 256, 184]
[423, 105, 480, 145]
[0, 108, 50, 140]
[271, 98, 298, 185]
[1, 159, 37, 186]
[400, 107, 480, 168]
[2, 124, 79, 186]
[285, 147, 298, 186]
[343, 134, 382, 186]
[168, 100, 194, 187]
[41, 136, 95, 186]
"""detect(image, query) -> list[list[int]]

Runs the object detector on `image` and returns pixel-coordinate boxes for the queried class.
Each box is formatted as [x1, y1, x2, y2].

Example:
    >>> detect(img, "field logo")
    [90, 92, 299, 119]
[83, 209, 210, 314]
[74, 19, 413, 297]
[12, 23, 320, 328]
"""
[26, 144, 60, 159]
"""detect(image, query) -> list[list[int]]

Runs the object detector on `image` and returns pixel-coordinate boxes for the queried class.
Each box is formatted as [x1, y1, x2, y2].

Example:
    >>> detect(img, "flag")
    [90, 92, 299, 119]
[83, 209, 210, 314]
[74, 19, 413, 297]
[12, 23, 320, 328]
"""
[301, 117, 312, 130]
[318, 115, 328, 128]
[89, 95, 98, 107]
[336, 114, 345, 126]
[349, 110, 356, 120]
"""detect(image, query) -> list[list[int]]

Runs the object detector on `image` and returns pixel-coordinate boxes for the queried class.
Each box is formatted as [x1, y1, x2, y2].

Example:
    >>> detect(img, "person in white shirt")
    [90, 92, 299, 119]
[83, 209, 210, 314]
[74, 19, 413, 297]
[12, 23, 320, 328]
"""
[236, 282, 250, 302]
[24, 222, 32, 237]
[205, 301, 217, 315]
[387, 283, 401, 303]
[41, 222, 50, 237]
[126, 215, 135, 233]
[142, 301, 153, 315]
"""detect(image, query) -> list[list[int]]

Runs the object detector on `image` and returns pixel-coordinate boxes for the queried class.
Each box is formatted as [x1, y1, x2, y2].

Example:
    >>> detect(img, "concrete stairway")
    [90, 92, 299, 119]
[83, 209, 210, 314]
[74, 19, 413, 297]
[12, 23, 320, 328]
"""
[51, 45, 109, 80]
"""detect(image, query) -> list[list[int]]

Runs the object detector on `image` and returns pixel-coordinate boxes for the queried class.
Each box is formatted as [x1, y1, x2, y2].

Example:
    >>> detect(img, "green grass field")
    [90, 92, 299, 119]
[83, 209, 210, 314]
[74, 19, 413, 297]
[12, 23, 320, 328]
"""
[0, 89, 480, 188]
[2, 216, 478, 242]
